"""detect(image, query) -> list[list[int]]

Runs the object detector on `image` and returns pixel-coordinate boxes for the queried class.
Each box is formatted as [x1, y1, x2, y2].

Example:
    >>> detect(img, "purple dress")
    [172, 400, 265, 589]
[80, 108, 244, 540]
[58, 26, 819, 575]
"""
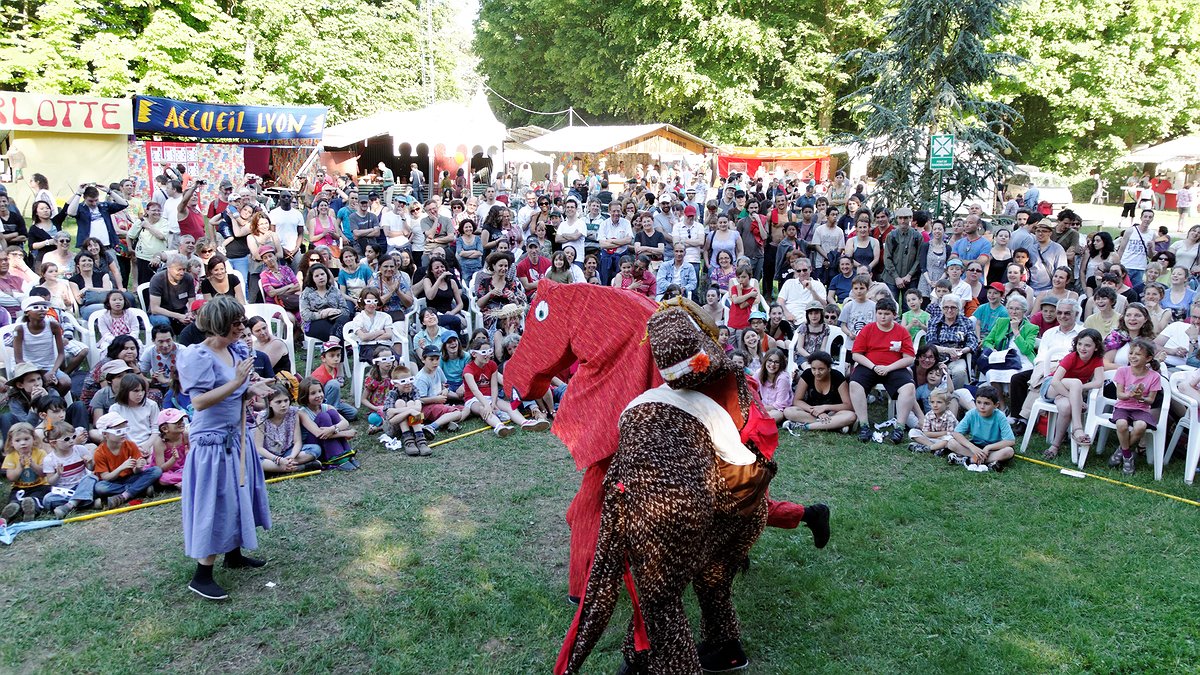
[179, 342, 271, 559]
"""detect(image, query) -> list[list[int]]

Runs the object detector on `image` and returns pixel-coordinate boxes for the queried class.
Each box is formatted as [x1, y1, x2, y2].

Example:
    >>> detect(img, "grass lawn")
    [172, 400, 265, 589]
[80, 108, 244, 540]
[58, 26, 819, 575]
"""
[2, 407, 1200, 674]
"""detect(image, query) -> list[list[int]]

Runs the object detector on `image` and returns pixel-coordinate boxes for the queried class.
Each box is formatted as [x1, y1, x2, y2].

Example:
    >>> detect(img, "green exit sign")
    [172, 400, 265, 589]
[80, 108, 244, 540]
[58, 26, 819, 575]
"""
[930, 134, 954, 170]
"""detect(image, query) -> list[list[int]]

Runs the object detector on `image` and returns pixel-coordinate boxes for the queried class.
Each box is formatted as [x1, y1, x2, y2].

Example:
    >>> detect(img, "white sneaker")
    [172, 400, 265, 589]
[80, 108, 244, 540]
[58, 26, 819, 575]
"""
[782, 421, 804, 436]
[494, 425, 514, 438]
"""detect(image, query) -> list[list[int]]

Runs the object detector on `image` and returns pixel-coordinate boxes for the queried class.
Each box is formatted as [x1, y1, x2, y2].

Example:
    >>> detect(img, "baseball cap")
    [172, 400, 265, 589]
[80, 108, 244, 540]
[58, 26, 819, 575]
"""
[988, 282, 1006, 293]
[156, 408, 188, 426]
[524, 236, 540, 248]
[895, 207, 914, 217]
[683, 205, 697, 216]
[96, 412, 129, 435]
[219, 179, 234, 189]
[749, 311, 768, 322]
[421, 345, 441, 358]
[321, 340, 343, 355]
[549, 208, 563, 218]
[190, 298, 206, 313]
[734, 189, 746, 198]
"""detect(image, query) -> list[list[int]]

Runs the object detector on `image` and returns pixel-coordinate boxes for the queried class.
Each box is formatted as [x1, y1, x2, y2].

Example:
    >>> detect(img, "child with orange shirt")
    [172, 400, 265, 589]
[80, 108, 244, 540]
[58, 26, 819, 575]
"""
[91, 413, 162, 509]
[310, 340, 358, 421]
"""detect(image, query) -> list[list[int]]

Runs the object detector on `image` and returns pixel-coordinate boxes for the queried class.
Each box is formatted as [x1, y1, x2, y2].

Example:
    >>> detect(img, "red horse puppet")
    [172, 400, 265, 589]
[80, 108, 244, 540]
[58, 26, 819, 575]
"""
[505, 281, 830, 621]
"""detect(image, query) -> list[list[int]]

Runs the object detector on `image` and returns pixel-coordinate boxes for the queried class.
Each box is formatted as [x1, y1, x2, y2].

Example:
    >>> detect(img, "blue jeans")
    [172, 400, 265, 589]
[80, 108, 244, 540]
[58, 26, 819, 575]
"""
[600, 250, 623, 286]
[228, 255, 251, 285]
[301, 444, 322, 461]
[95, 467, 163, 499]
[323, 380, 359, 422]
[1127, 268, 1145, 288]
[43, 475, 98, 509]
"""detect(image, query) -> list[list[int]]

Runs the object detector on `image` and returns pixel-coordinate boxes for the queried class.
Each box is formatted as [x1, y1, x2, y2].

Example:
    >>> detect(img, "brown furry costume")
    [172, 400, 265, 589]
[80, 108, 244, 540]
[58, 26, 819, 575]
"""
[556, 299, 776, 674]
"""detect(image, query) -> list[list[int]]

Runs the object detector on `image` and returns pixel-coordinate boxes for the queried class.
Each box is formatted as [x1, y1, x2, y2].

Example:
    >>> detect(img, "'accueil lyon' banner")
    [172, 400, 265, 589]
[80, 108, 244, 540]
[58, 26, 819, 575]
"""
[134, 95, 326, 141]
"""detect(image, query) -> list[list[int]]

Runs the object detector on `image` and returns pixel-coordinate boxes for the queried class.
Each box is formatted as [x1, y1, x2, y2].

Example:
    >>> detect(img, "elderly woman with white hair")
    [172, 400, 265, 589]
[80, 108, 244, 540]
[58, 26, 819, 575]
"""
[926, 294, 979, 388]
[980, 294, 1040, 384]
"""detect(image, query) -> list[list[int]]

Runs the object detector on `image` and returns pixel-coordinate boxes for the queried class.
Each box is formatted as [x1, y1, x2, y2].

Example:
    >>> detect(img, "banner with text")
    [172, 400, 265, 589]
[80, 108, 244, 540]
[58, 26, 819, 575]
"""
[134, 96, 326, 141]
[0, 92, 132, 135]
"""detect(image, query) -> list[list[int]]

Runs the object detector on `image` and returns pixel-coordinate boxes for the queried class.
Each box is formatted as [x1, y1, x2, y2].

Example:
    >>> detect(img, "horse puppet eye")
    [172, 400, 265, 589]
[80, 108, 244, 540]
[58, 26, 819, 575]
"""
[534, 300, 549, 322]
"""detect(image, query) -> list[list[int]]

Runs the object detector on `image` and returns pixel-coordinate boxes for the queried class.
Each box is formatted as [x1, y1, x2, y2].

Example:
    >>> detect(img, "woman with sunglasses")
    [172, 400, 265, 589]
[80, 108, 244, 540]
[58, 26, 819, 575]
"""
[42, 231, 76, 279]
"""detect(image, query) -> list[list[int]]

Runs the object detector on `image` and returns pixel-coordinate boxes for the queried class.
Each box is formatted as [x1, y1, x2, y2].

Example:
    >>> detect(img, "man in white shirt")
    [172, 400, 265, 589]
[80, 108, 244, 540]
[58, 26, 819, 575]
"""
[597, 208, 633, 285]
[556, 198, 588, 264]
[268, 191, 305, 266]
[1011, 298, 1080, 427]
[516, 191, 540, 232]
[777, 258, 827, 322]
[380, 195, 412, 253]
[478, 186, 500, 222]
[671, 206, 706, 295]
[583, 198, 607, 256]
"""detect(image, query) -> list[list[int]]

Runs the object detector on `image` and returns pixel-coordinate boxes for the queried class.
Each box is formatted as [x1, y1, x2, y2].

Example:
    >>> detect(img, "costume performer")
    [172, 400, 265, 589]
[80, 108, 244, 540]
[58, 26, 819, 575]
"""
[180, 295, 276, 600]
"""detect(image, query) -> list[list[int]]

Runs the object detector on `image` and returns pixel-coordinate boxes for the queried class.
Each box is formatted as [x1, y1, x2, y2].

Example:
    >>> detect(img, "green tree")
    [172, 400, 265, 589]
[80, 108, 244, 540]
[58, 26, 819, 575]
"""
[0, 0, 476, 122]
[840, 0, 1020, 212]
[991, 0, 1200, 173]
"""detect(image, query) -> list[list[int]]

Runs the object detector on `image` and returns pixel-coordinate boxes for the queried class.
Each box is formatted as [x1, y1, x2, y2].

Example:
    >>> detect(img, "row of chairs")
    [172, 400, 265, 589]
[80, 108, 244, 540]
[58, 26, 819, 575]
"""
[1021, 367, 1200, 483]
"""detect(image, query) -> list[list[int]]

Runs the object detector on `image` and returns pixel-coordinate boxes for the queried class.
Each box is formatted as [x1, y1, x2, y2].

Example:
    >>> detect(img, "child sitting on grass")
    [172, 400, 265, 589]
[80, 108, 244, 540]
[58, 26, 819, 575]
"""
[256, 385, 320, 474]
[1110, 338, 1162, 475]
[463, 339, 548, 438]
[381, 365, 432, 457]
[152, 409, 190, 487]
[1, 422, 48, 522]
[91, 413, 162, 509]
[108, 373, 161, 458]
[946, 385, 1015, 473]
[297, 377, 358, 471]
[41, 422, 98, 519]
[415, 345, 468, 436]
[909, 390, 958, 456]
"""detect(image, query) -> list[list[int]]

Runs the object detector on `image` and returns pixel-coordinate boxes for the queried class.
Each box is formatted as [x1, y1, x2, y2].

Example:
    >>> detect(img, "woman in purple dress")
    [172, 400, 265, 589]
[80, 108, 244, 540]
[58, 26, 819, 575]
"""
[180, 295, 276, 600]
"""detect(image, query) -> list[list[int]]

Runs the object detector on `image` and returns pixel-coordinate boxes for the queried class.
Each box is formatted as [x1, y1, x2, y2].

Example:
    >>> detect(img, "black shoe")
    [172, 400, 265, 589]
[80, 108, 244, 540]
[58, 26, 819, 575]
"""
[1011, 418, 1028, 435]
[188, 578, 229, 601]
[698, 639, 749, 672]
[301, 461, 323, 472]
[567, 595, 581, 606]
[224, 549, 267, 569]
[801, 503, 831, 549]
[616, 656, 649, 675]
[857, 426, 872, 443]
[887, 427, 905, 444]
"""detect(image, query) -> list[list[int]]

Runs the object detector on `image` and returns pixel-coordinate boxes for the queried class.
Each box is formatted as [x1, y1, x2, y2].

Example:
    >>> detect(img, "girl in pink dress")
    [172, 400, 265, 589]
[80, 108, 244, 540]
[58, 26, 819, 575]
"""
[153, 408, 190, 487]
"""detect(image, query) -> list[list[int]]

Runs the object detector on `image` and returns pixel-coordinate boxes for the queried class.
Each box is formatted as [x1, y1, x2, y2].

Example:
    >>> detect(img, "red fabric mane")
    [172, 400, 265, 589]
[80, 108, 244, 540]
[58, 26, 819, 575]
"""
[505, 280, 663, 470]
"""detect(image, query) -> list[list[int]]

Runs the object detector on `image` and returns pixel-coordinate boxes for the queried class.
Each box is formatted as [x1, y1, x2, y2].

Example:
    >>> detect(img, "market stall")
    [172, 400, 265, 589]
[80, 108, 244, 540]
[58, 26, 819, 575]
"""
[526, 123, 715, 188]
[717, 146, 832, 181]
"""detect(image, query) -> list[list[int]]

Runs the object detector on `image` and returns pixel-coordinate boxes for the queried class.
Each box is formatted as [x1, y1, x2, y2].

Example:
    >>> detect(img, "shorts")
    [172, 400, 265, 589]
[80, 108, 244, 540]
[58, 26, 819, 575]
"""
[422, 403, 461, 420]
[1180, 206, 1193, 216]
[1040, 377, 1054, 401]
[850, 366, 914, 398]
[1112, 407, 1156, 429]
[1121, 202, 1136, 218]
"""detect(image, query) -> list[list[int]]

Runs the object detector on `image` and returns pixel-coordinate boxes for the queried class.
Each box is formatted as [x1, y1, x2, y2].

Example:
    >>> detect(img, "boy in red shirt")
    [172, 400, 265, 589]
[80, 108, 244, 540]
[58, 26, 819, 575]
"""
[92, 413, 162, 509]
[848, 298, 924, 443]
[310, 340, 359, 421]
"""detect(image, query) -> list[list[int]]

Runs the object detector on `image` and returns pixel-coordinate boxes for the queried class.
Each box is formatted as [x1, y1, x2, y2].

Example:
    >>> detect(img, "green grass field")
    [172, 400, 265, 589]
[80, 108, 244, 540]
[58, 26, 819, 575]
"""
[2, 410, 1199, 674]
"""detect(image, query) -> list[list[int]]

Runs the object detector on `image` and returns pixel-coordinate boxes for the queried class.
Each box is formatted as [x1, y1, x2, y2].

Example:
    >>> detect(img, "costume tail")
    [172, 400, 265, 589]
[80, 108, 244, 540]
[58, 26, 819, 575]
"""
[555, 485, 628, 675]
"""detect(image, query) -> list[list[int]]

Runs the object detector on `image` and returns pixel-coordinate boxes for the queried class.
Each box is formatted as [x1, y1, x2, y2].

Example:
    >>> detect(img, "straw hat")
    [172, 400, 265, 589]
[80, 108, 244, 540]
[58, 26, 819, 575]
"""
[486, 303, 526, 321]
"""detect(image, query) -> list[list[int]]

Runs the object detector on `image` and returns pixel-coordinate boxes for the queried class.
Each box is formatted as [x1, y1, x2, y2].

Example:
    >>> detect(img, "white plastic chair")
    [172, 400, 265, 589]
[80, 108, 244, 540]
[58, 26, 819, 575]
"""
[244, 303, 297, 375]
[137, 283, 151, 312]
[85, 308, 154, 367]
[0, 322, 19, 375]
[1166, 371, 1199, 485]
[342, 323, 368, 408]
[1020, 396, 1060, 455]
[1081, 372, 1172, 479]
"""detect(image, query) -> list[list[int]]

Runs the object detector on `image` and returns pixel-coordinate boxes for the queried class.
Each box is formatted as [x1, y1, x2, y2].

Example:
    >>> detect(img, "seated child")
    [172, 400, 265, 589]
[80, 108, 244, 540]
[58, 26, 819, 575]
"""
[363, 352, 399, 434]
[463, 339, 549, 437]
[381, 365, 432, 457]
[41, 422, 99, 519]
[1, 422, 49, 522]
[90, 413, 162, 508]
[139, 325, 178, 404]
[297, 377, 358, 470]
[107, 373, 161, 457]
[414, 346, 468, 435]
[152, 408, 190, 486]
[1111, 338, 1162, 475]
[908, 390, 958, 456]
[255, 385, 320, 474]
[946, 385, 1016, 472]
[33, 395, 90, 445]
[310, 340, 358, 422]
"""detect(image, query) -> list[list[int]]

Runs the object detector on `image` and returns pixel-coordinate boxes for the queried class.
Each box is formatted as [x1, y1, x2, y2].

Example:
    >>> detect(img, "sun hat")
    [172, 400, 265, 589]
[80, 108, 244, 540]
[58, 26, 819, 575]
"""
[6, 362, 44, 385]
[100, 360, 133, 377]
[946, 259, 964, 268]
[748, 311, 768, 322]
[21, 296, 48, 312]
[487, 303, 526, 321]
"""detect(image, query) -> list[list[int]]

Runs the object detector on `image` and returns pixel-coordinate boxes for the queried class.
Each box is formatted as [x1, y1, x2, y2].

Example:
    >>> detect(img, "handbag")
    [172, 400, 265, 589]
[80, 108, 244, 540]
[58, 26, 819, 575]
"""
[977, 345, 1022, 373]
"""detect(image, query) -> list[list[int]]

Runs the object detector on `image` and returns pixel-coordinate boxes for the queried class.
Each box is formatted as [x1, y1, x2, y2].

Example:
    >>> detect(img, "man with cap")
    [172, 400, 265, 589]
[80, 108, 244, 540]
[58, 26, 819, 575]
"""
[682, 185, 700, 216]
[380, 194, 412, 253]
[348, 193, 384, 253]
[883, 206, 924, 296]
[206, 179, 236, 222]
[1009, 297, 1080, 434]
[651, 193, 674, 234]
[516, 236, 552, 292]
[1026, 220, 1067, 293]
[91, 412, 163, 509]
[716, 183, 737, 214]
[671, 205, 705, 292]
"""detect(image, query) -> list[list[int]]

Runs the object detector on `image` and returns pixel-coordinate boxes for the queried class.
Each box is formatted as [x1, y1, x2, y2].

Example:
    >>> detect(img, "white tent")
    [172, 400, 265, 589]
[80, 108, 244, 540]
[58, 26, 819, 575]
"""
[322, 90, 506, 159]
[1118, 135, 1200, 169]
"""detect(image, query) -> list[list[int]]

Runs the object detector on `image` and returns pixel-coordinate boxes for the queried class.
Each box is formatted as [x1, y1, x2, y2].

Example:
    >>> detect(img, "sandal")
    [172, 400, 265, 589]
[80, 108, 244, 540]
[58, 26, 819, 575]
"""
[1071, 429, 1091, 447]
[1043, 446, 1059, 460]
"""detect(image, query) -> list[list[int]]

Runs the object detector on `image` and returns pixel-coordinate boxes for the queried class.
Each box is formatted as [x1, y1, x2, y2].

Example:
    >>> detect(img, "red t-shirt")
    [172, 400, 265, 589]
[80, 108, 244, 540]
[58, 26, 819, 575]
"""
[463, 360, 498, 401]
[206, 199, 230, 220]
[516, 256, 551, 286]
[1057, 352, 1103, 381]
[852, 321, 914, 367]
[93, 439, 141, 480]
